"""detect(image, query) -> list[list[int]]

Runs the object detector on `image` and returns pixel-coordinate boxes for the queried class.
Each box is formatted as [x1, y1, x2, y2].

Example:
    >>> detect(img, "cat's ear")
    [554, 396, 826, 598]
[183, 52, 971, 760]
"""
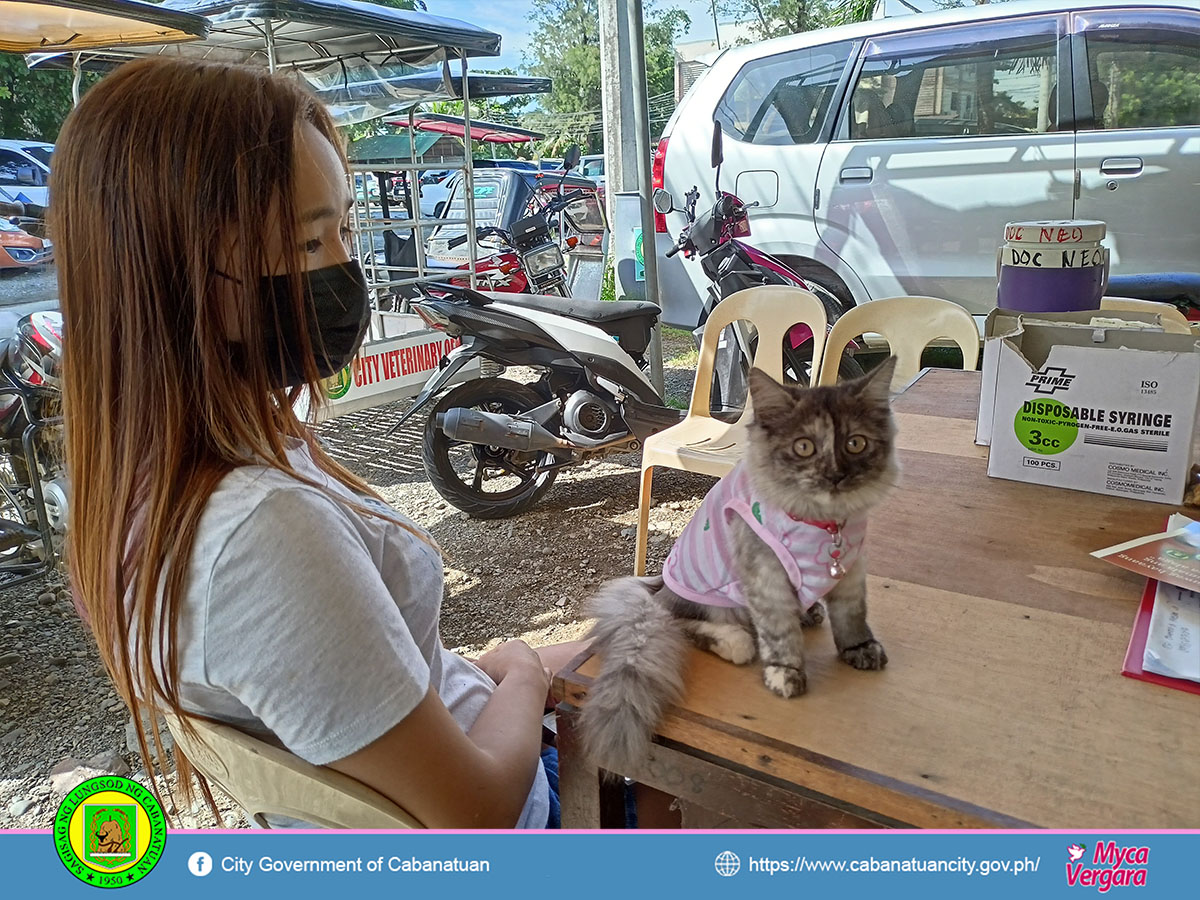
[850, 356, 897, 405]
[748, 368, 795, 424]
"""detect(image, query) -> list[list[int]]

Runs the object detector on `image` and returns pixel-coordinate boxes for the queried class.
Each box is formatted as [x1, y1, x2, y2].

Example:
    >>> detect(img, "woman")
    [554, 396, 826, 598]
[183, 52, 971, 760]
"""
[53, 57, 571, 829]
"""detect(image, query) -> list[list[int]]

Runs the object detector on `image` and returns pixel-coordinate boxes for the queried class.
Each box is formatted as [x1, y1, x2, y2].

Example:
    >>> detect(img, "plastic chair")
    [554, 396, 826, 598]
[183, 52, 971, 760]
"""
[1100, 297, 1192, 334]
[163, 713, 423, 829]
[633, 285, 828, 575]
[816, 295, 979, 391]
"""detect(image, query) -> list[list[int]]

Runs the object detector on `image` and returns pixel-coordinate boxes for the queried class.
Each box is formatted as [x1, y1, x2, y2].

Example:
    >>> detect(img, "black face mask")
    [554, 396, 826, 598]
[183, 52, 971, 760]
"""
[259, 261, 372, 388]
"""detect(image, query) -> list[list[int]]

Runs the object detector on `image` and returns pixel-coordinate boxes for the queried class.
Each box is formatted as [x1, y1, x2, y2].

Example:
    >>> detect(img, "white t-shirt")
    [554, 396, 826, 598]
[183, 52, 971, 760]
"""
[160, 439, 549, 828]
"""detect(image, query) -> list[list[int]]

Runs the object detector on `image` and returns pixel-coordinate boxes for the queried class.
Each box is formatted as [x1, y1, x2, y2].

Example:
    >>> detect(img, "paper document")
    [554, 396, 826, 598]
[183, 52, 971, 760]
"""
[1143, 582, 1200, 683]
[1092, 514, 1200, 592]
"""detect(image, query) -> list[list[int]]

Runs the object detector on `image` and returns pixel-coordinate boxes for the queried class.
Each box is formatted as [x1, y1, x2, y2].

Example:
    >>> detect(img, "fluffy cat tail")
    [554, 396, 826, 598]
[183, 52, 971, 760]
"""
[578, 575, 690, 777]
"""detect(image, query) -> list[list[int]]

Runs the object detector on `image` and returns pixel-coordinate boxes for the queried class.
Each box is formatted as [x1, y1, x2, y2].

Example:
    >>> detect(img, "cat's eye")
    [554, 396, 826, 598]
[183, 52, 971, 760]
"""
[846, 435, 869, 454]
[793, 438, 816, 457]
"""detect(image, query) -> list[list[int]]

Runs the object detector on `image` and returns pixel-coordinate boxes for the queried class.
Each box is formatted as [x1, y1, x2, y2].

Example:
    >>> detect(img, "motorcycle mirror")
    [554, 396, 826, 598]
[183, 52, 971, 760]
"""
[563, 145, 582, 172]
[652, 189, 674, 215]
[710, 122, 724, 170]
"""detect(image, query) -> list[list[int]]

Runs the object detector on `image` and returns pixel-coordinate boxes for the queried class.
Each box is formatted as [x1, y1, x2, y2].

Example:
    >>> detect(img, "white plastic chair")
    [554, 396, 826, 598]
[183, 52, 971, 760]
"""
[164, 713, 423, 829]
[817, 295, 979, 390]
[1100, 297, 1192, 334]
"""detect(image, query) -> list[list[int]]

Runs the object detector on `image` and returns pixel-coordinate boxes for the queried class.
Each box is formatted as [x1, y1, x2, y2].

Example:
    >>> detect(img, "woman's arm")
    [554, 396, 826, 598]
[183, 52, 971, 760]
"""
[326, 640, 549, 829]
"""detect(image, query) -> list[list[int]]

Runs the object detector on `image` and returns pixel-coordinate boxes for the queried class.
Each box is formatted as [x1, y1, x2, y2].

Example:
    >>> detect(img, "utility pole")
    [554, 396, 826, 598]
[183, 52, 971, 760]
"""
[599, 0, 664, 396]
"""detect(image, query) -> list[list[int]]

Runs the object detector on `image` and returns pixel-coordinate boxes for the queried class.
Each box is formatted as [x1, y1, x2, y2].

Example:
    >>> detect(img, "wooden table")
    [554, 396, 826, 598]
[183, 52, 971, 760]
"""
[553, 368, 1200, 829]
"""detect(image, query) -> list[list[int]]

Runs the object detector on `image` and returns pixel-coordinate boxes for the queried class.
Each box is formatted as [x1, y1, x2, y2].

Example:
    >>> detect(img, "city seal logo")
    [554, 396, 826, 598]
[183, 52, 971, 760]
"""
[324, 363, 354, 400]
[54, 775, 166, 888]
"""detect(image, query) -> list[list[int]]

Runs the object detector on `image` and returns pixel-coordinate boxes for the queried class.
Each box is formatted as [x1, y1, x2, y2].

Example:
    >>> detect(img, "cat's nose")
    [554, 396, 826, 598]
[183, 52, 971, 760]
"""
[828, 473, 846, 487]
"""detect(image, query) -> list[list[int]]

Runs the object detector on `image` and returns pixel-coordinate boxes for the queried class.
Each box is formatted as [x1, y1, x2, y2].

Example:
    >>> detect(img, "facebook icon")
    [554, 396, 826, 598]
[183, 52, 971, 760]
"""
[188, 851, 214, 877]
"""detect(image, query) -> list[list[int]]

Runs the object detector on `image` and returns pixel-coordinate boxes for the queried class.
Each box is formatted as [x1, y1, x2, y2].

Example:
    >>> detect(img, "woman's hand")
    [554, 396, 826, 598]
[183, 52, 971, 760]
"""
[475, 639, 548, 690]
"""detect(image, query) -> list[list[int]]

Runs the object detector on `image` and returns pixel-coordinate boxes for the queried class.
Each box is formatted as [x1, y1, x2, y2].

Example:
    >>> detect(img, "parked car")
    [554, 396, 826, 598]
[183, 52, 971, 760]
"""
[0, 139, 52, 210]
[654, 0, 1200, 326]
[417, 169, 453, 219]
[0, 218, 53, 270]
[579, 154, 606, 187]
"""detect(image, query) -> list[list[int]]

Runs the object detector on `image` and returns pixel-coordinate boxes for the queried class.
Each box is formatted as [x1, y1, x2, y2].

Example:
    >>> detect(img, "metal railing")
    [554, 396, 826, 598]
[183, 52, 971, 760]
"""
[348, 55, 480, 318]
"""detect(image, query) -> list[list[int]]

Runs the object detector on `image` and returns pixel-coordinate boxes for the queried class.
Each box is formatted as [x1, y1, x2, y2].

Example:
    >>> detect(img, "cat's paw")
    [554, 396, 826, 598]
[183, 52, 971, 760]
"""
[762, 664, 807, 698]
[800, 602, 825, 628]
[711, 627, 756, 665]
[840, 640, 888, 670]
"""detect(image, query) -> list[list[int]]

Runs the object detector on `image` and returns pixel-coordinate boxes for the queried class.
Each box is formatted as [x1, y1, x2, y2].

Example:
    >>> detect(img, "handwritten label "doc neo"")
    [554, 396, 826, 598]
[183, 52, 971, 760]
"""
[1002, 246, 1107, 269]
[1004, 225, 1087, 243]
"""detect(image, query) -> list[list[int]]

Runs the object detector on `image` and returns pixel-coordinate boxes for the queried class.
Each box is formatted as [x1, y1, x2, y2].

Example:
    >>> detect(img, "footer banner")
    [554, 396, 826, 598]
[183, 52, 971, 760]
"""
[2, 829, 1196, 898]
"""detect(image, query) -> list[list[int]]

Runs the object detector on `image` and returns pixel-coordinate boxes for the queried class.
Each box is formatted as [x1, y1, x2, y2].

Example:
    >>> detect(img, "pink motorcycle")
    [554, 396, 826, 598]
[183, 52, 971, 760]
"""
[653, 126, 862, 406]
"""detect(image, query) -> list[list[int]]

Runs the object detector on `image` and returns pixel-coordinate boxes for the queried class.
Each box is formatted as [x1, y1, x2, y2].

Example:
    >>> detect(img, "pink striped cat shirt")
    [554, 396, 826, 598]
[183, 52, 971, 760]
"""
[662, 462, 866, 611]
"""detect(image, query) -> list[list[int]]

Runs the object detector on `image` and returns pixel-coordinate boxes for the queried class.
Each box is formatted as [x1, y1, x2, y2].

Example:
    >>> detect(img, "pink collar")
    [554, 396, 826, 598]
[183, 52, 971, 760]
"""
[787, 516, 843, 534]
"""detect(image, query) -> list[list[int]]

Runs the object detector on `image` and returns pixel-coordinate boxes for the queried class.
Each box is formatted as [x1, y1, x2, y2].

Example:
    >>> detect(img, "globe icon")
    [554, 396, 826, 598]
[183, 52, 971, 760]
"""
[714, 850, 741, 877]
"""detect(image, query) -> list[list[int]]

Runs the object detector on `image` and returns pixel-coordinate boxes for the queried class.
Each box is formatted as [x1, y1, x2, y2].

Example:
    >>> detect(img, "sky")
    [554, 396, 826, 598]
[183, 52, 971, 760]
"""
[426, 0, 726, 72]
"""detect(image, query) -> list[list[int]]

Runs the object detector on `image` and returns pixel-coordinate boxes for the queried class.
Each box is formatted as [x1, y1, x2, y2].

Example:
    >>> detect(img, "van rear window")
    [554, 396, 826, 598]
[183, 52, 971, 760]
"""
[715, 40, 854, 145]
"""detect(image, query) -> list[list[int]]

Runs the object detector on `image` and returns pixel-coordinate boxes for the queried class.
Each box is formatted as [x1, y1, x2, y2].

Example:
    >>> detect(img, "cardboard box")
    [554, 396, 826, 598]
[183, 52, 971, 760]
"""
[977, 309, 1200, 504]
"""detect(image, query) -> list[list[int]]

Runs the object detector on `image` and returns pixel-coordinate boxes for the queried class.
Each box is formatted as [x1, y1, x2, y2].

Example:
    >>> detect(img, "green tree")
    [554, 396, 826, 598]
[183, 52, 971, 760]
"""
[0, 57, 88, 140]
[717, 0, 832, 40]
[523, 0, 690, 153]
[716, 0, 877, 41]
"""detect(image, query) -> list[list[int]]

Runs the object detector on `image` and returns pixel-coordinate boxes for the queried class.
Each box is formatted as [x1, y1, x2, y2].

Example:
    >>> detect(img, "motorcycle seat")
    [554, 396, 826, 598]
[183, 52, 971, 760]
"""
[486, 292, 661, 324]
[485, 292, 661, 356]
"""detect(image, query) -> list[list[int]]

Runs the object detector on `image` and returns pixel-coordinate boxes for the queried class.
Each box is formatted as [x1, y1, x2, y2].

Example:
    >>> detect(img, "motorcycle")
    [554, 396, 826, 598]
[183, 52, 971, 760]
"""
[384, 146, 601, 304]
[654, 122, 863, 409]
[0, 310, 66, 588]
[443, 185, 591, 298]
[1105, 273, 1200, 317]
[390, 283, 683, 518]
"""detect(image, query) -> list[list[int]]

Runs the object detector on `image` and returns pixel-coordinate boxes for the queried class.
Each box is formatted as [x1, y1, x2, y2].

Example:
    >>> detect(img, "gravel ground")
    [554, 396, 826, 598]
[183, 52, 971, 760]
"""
[0, 327, 710, 829]
[0, 265, 57, 306]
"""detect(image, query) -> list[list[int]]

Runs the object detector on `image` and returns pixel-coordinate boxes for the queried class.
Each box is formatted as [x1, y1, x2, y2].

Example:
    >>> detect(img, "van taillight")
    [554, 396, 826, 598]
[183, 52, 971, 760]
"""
[652, 137, 668, 233]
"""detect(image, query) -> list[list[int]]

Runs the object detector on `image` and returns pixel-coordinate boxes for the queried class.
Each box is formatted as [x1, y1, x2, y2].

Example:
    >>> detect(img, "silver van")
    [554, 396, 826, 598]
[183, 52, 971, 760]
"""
[653, 0, 1200, 325]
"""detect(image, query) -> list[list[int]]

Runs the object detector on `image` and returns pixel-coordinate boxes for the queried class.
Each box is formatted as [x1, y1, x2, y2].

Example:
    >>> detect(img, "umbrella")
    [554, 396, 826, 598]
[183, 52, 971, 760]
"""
[0, 0, 207, 53]
[391, 113, 546, 145]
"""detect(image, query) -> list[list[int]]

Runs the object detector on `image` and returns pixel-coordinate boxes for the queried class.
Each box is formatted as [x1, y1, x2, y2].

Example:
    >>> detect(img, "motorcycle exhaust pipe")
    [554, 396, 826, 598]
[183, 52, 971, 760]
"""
[436, 408, 570, 452]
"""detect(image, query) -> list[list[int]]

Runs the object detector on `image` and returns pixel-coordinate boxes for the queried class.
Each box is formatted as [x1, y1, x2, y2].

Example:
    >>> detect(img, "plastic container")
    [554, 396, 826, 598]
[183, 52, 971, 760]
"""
[996, 220, 1109, 313]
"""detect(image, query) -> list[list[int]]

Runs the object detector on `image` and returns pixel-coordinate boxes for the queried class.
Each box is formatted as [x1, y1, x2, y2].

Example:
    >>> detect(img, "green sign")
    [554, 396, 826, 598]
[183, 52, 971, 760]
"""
[634, 228, 645, 282]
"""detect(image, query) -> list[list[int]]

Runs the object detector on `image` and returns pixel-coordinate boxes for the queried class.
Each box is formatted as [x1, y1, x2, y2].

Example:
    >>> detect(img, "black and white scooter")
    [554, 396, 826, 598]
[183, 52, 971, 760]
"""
[391, 284, 684, 518]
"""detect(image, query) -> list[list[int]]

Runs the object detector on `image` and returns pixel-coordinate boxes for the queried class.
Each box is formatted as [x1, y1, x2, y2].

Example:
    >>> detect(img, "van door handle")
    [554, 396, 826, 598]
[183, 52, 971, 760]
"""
[840, 166, 873, 183]
[1100, 157, 1143, 175]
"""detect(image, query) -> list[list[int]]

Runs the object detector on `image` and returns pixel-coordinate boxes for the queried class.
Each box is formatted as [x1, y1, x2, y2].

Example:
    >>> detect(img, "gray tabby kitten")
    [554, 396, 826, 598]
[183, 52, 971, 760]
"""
[580, 357, 898, 774]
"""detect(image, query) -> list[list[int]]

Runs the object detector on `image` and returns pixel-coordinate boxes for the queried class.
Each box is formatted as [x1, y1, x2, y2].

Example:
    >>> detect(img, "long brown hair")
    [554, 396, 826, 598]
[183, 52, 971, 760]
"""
[52, 57, 401, 816]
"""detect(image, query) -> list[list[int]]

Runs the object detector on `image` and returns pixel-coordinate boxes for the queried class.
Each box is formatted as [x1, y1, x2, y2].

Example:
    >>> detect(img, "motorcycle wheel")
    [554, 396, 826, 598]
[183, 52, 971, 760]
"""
[783, 341, 865, 386]
[422, 377, 560, 519]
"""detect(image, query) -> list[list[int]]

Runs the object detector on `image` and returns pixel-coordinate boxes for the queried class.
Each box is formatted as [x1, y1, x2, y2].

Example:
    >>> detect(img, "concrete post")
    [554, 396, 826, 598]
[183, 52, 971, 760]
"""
[598, 0, 638, 231]
[623, 0, 665, 397]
